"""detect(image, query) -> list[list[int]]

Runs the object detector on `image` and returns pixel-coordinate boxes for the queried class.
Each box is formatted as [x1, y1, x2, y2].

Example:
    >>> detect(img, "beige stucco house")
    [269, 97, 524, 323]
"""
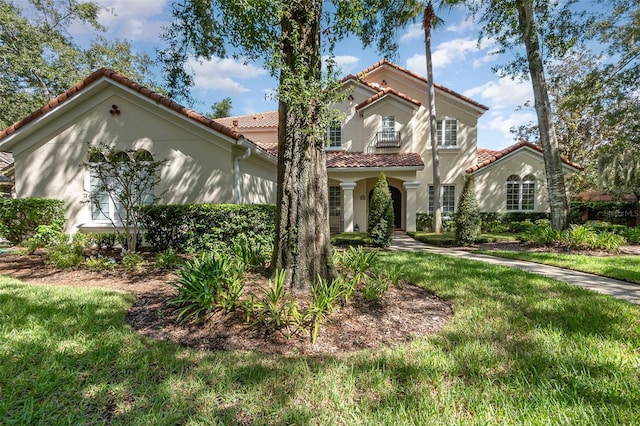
[0, 69, 277, 233]
[0, 60, 580, 234]
[218, 60, 581, 232]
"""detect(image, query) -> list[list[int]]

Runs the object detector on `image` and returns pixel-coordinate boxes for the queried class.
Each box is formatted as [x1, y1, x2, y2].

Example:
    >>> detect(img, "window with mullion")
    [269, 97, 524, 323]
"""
[436, 119, 458, 147]
[327, 122, 342, 148]
[428, 185, 456, 214]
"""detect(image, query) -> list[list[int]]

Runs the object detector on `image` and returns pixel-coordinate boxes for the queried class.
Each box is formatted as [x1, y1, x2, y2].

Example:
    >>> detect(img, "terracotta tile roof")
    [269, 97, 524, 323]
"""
[0, 68, 255, 149]
[254, 141, 279, 156]
[345, 59, 489, 112]
[326, 152, 424, 169]
[468, 140, 582, 173]
[354, 81, 421, 111]
[215, 111, 279, 129]
[575, 190, 638, 202]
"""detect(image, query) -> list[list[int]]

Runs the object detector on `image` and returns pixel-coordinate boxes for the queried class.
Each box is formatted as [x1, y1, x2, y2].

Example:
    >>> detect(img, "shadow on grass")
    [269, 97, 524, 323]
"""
[2, 248, 639, 424]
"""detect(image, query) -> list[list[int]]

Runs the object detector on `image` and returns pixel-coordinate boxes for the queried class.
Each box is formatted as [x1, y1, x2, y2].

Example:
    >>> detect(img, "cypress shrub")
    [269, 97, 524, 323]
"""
[367, 173, 394, 247]
[455, 175, 481, 245]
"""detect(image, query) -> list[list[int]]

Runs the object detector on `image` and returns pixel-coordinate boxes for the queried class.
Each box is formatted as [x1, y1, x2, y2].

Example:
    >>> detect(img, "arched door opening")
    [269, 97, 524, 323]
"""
[369, 185, 403, 229]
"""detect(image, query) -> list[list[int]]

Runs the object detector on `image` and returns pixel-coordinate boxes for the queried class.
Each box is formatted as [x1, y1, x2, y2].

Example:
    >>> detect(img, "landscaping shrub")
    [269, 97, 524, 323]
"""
[621, 226, 640, 244]
[154, 248, 183, 270]
[141, 204, 275, 253]
[46, 235, 85, 269]
[231, 234, 272, 272]
[0, 198, 65, 245]
[171, 251, 245, 322]
[519, 224, 562, 245]
[86, 233, 117, 251]
[455, 176, 481, 245]
[367, 173, 394, 247]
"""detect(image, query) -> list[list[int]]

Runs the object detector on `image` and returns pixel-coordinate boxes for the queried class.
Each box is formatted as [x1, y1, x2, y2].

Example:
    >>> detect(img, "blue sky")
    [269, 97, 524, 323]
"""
[76, 0, 539, 151]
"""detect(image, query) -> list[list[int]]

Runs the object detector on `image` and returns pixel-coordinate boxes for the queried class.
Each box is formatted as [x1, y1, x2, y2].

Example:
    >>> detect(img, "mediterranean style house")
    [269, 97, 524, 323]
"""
[218, 60, 580, 232]
[0, 60, 580, 234]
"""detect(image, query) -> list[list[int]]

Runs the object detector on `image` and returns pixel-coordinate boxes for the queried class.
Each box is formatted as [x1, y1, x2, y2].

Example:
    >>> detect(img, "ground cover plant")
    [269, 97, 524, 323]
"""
[1, 251, 639, 424]
[476, 250, 640, 284]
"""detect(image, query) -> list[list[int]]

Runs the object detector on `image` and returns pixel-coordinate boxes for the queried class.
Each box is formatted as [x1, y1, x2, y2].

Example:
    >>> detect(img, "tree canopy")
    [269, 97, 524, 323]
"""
[0, 0, 158, 129]
[161, 0, 425, 290]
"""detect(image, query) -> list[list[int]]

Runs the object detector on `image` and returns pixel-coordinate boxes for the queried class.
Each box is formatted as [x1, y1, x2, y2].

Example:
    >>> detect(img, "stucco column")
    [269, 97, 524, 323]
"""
[340, 182, 357, 232]
[403, 181, 420, 232]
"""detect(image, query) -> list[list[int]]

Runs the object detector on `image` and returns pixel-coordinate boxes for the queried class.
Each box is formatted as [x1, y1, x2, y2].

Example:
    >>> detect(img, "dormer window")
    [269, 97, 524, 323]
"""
[327, 121, 342, 148]
[436, 118, 458, 147]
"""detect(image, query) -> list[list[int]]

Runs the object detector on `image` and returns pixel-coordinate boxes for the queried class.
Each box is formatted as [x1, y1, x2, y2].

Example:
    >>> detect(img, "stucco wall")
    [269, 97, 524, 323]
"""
[473, 149, 550, 212]
[11, 83, 276, 232]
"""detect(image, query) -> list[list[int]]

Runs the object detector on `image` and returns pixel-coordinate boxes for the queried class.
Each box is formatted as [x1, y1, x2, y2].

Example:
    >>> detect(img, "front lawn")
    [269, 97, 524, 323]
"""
[409, 231, 519, 246]
[477, 250, 640, 284]
[1, 252, 639, 424]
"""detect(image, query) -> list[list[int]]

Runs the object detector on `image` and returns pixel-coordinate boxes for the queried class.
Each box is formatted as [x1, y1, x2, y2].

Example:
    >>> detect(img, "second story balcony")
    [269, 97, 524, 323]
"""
[374, 131, 402, 148]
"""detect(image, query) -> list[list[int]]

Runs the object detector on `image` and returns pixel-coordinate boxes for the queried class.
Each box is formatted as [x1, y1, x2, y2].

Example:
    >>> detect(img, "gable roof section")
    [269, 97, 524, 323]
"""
[215, 111, 279, 129]
[467, 140, 582, 173]
[350, 59, 489, 112]
[0, 68, 276, 158]
[326, 152, 424, 169]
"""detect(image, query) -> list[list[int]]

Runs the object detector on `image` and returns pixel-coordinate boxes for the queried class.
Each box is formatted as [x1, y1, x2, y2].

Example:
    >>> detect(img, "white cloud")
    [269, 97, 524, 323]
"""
[327, 55, 360, 75]
[445, 17, 476, 33]
[464, 77, 533, 110]
[480, 110, 537, 149]
[189, 58, 267, 95]
[405, 37, 485, 75]
[400, 23, 423, 43]
[92, 0, 170, 41]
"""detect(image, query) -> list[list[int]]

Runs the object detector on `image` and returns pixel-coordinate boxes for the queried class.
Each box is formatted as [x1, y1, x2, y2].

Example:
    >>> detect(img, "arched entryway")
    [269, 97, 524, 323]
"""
[369, 185, 402, 229]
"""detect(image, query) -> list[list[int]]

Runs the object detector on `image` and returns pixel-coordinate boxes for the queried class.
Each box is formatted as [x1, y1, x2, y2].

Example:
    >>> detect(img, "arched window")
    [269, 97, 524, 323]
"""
[134, 150, 155, 205]
[506, 174, 536, 211]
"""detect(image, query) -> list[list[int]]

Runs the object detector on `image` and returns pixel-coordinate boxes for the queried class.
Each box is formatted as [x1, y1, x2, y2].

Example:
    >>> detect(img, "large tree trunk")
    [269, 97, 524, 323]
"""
[517, 2, 569, 230]
[272, 0, 337, 291]
[424, 2, 443, 233]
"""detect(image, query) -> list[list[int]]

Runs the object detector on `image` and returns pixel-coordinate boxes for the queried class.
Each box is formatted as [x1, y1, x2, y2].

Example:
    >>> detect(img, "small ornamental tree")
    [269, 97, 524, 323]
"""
[455, 175, 481, 245]
[368, 173, 394, 247]
[84, 143, 166, 252]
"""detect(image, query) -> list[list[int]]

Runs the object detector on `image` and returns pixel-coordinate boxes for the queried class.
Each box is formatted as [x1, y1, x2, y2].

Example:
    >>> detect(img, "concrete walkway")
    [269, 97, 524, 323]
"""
[389, 232, 640, 305]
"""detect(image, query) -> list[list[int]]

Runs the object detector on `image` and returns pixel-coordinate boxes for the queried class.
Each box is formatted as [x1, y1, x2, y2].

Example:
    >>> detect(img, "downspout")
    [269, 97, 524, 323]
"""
[233, 120, 252, 204]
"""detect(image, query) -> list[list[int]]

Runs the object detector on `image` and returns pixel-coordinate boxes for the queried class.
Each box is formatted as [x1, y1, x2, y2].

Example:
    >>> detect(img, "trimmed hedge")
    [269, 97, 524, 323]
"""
[140, 204, 276, 253]
[0, 198, 65, 245]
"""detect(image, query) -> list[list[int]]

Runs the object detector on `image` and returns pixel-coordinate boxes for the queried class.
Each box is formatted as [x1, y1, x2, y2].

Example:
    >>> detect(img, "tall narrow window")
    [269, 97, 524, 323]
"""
[381, 116, 395, 142]
[506, 174, 536, 211]
[89, 152, 109, 221]
[428, 185, 456, 214]
[436, 119, 458, 147]
[327, 121, 342, 148]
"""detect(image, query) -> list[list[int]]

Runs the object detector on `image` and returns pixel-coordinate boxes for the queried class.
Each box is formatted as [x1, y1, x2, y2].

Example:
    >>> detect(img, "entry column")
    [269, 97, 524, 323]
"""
[339, 182, 357, 232]
[403, 181, 420, 232]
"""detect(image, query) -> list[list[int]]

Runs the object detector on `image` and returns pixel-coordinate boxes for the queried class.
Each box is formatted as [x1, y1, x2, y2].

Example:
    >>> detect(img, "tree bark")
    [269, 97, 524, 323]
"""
[517, 1, 569, 230]
[272, 0, 337, 291]
[424, 2, 443, 233]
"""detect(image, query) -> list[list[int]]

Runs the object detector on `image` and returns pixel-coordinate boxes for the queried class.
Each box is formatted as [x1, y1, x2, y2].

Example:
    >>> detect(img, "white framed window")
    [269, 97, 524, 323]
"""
[436, 119, 458, 147]
[88, 149, 156, 222]
[327, 121, 342, 148]
[328, 186, 341, 217]
[428, 185, 456, 214]
[382, 116, 395, 133]
[506, 174, 536, 211]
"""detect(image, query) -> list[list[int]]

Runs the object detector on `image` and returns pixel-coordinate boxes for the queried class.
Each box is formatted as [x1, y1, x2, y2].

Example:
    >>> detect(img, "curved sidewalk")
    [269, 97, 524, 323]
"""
[389, 232, 640, 305]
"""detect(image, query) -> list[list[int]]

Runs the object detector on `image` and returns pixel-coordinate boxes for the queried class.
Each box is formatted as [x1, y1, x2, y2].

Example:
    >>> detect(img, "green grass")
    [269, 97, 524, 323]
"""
[331, 232, 370, 246]
[477, 250, 640, 284]
[2, 252, 640, 424]
[409, 231, 519, 246]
